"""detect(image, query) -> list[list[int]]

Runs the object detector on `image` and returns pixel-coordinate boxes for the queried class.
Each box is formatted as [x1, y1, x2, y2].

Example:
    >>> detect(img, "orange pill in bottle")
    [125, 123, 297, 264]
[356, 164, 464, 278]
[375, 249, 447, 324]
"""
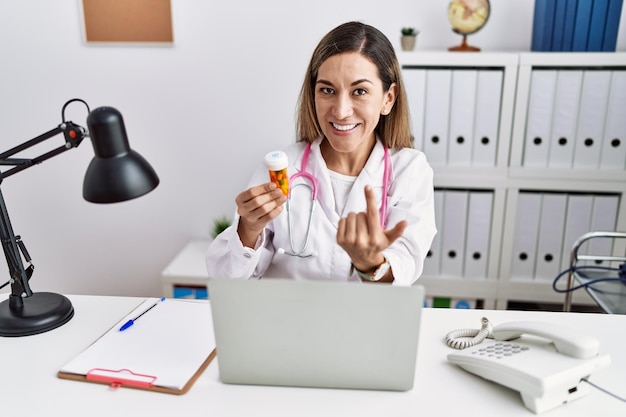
[264, 151, 289, 195]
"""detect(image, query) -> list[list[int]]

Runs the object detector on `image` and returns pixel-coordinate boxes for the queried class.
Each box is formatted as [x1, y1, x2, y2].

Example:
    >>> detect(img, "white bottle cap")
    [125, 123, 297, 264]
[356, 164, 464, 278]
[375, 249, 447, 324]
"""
[264, 151, 288, 171]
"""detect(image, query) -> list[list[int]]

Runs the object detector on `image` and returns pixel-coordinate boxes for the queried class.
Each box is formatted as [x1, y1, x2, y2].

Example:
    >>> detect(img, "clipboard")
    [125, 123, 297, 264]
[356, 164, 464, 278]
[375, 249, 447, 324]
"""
[58, 298, 216, 395]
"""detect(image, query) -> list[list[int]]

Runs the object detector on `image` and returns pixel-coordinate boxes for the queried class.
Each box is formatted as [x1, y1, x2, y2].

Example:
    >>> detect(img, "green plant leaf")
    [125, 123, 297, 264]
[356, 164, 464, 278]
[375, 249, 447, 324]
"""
[211, 216, 232, 239]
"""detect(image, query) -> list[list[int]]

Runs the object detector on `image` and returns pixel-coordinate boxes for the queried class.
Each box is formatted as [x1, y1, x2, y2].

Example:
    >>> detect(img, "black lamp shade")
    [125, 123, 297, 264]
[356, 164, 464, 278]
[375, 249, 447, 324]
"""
[83, 106, 159, 203]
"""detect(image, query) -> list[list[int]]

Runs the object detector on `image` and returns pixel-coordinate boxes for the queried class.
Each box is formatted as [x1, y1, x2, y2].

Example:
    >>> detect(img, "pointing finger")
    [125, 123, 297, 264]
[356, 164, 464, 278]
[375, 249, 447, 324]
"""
[363, 185, 381, 230]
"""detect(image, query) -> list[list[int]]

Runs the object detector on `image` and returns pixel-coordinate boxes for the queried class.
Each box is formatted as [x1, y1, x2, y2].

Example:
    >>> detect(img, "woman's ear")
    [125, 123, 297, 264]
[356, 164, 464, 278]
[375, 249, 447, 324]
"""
[381, 83, 398, 115]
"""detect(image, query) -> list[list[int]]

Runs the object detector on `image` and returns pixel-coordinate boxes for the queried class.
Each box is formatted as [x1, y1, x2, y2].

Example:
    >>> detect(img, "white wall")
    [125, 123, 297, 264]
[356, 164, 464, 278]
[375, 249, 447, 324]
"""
[0, 0, 624, 297]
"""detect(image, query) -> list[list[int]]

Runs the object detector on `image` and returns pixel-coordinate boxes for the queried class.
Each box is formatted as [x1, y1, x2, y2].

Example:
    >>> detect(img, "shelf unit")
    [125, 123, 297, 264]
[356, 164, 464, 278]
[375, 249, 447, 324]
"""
[399, 51, 626, 310]
[161, 240, 211, 298]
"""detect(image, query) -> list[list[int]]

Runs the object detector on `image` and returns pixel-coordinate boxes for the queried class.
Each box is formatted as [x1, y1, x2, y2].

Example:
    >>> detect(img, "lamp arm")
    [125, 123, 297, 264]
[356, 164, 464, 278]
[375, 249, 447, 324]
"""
[0, 122, 87, 180]
[0, 121, 87, 308]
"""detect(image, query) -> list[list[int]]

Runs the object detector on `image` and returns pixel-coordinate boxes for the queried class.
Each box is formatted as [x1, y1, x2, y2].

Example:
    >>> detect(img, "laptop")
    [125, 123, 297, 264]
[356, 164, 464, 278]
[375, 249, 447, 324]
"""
[207, 278, 424, 391]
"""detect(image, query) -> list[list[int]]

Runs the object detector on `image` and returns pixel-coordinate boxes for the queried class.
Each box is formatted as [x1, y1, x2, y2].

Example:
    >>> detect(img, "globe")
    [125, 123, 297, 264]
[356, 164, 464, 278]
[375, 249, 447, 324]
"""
[447, 0, 490, 51]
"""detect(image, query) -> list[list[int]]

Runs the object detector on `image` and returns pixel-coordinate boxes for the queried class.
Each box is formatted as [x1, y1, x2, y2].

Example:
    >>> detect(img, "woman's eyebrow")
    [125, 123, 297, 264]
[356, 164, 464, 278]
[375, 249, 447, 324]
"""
[316, 79, 333, 86]
[315, 78, 374, 86]
[350, 78, 374, 86]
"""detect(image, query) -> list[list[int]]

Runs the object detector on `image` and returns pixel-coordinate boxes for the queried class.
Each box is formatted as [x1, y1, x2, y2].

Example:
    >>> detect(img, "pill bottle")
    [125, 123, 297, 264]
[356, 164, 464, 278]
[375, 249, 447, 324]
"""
[264, 151, 289, 195]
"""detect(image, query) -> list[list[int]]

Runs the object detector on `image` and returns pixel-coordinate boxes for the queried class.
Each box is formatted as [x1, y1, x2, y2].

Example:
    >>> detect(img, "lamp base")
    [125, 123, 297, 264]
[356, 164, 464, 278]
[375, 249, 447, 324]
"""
[0, 292, 74, 337]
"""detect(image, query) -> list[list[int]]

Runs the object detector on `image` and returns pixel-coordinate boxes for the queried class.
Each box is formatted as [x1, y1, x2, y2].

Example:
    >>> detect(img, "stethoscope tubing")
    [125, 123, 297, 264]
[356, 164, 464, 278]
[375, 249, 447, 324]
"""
[281, 142, 391, 257]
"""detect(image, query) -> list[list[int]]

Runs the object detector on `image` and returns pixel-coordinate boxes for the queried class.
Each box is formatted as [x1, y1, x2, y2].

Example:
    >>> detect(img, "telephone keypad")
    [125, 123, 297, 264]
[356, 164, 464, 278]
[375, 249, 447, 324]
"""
[472, 342, 530, 359]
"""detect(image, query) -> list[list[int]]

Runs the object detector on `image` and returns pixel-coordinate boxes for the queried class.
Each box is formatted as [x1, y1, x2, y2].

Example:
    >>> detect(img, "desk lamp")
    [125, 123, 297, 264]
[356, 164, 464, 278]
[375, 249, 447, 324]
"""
[0, 99, 159, 337]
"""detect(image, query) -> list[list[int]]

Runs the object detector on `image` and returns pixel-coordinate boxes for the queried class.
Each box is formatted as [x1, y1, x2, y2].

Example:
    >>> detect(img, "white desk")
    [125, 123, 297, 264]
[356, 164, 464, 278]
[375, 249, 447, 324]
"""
[1, 294, 624, 416]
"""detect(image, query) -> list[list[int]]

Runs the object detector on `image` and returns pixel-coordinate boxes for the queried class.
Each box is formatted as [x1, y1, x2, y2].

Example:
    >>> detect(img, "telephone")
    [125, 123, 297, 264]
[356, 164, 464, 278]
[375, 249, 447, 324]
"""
[446, 319, 611, 414]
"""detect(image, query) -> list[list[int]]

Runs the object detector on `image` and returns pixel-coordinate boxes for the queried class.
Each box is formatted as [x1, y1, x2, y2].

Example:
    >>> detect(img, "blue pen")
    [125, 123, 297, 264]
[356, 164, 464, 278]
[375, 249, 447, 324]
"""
[119, 297, 165, 331]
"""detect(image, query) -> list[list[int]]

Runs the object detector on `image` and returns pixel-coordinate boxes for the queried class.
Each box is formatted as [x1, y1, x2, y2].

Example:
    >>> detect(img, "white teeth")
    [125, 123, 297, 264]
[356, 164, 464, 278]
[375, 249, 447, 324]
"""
[332, 123, 357, 131]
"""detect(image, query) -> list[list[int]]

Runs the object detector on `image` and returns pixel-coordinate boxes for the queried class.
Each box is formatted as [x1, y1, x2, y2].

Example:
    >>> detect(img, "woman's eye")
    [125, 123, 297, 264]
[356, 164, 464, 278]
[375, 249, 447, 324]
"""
[320, 87, 334, 95]
[353, 88, 367, 96]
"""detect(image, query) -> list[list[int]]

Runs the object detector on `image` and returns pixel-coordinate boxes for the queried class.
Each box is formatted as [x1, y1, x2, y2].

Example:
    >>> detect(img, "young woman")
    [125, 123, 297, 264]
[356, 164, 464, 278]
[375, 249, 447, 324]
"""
[206, 21, 436, 285]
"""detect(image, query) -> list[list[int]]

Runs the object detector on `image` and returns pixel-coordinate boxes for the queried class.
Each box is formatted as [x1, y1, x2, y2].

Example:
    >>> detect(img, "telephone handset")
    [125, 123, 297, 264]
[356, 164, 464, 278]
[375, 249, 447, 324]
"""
[446, 318, 611, 414]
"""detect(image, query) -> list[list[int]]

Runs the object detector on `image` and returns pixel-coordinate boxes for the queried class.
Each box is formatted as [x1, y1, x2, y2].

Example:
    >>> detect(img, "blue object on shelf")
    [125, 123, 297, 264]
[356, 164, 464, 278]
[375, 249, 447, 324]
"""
[532, 0, 557, 51]
[587, 0, 610, 51]
[562, 0, 579, 50]
[603, 0, 624, 51]
[173, 286, 208, 300]
[572, 0, 594, 51]
[552, 0, 568, 51]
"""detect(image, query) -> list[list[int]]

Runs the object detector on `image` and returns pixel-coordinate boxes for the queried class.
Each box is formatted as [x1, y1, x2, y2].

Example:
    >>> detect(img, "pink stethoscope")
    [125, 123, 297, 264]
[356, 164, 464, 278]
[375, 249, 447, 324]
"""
[278, 142, 392, 258]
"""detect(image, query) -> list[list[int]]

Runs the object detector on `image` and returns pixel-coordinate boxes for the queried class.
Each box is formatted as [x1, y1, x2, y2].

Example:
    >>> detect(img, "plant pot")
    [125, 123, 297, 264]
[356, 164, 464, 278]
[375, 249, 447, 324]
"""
[401, 35, 417, 51]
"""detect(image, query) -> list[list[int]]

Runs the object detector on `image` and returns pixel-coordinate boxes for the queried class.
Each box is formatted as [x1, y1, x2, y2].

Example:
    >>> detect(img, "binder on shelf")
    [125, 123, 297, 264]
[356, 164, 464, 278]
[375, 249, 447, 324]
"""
[599, 70, 626, 169]
[584, 195, 620, 264]
[531, 0, 556, 51]
[448, 70, 478, 166]
[422, 189, 444, 276]
[174, 285, 208, 299]
[403, 68, 427, 151]
[523, 70, 557, 167]
[587, 0, 610, 51]
[572, 70, 611, 169]
[463, 191, 493, 278]
[472, 70, 502, 167]
[452, 298, 477, 309]
[551, 0, 568, 51]
[559, 194, 593, 272]
[510, 192, 542, 280]
[603, 0, 624, 51]
[561, 0, 578, 51]
[572, 0, 593, 51]
[423, 69, 452, 165]
[534, 193, 567, 281]
[439, 190, 469, 278]
[433, 297, 452, 308]
[58, 298, 216, 395]
[548, 70, 583, 168]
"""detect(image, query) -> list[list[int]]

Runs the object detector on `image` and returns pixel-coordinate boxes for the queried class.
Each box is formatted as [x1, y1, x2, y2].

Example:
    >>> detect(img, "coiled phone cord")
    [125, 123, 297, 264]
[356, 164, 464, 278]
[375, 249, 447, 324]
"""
[445, 317, 494, 350]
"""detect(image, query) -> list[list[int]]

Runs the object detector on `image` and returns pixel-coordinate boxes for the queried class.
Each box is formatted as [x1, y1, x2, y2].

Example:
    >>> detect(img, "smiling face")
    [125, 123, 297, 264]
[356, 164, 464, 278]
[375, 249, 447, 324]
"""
[314, 52, 397, 162]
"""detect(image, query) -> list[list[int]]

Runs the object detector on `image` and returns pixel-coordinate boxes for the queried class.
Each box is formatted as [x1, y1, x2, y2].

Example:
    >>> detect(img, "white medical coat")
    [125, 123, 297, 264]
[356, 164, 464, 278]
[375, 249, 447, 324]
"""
[205, 138, 436, 286]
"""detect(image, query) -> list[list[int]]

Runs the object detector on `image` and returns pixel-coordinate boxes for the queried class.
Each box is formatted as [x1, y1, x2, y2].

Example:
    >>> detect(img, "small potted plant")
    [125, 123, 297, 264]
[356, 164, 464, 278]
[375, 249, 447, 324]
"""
[401, 27, 419, 51]
[211, 216, 232, 239]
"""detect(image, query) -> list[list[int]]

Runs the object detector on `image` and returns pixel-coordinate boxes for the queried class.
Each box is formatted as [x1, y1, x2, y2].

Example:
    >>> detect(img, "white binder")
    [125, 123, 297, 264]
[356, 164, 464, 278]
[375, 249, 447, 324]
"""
[559, 194, 593, 272]
[548, 70, 583, 168]
[584, 195, 620, 264]
[510, 192, 542, 280]
[440, 190, 469, 278]
[403, 68, 427, 152]
[534, 193, 567, 281]
[423, 69, 452, 165]
[523, 70, 557, 167]
[472, 70, 502, 167]
[448, 70, 478, 166]
[463, 191, 493, 278]
[422, 189, 444, 276]
[599, 70, 626, 169]
[572, 70, 611, 169]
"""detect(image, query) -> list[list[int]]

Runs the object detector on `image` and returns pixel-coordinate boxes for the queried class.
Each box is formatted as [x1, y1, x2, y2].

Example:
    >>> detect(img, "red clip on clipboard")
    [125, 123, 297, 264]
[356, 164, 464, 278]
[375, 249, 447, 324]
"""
[86, 368, 157, 389]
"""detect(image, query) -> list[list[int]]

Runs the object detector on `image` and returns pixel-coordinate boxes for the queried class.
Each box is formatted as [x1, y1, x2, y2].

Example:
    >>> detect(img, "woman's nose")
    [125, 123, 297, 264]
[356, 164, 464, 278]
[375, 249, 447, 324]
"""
[332, 94, 353, 119]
